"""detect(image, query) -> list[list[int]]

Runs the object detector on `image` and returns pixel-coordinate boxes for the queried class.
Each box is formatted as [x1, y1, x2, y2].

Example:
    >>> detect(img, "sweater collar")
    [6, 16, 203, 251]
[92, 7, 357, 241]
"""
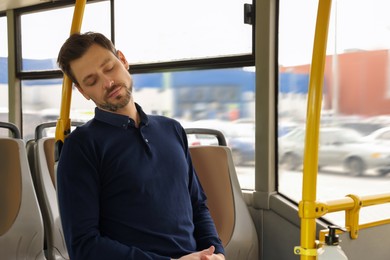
[94, 103, 149, 128]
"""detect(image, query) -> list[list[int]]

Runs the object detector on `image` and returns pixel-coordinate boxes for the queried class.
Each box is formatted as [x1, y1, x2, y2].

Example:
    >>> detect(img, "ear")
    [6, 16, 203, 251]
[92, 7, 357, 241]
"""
[75, 84, 91, 100]
[117, 50, 129, 70]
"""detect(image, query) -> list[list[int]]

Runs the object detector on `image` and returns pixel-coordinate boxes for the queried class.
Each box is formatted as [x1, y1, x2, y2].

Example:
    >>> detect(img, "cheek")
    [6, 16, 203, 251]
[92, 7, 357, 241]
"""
[123, 70, 132, 82]
[119, 67, 131, 81]
[118, 76, 132, 89]
[81, 88, 104, 101]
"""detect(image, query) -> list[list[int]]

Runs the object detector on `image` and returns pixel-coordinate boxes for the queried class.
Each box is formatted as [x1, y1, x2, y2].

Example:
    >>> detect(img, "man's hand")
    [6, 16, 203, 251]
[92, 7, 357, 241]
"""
[173, 246, 225, 260]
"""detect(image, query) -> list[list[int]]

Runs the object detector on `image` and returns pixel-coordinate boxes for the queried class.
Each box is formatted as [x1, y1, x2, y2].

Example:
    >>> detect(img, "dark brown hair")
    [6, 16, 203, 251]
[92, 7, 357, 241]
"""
[57, 32, 117, 85]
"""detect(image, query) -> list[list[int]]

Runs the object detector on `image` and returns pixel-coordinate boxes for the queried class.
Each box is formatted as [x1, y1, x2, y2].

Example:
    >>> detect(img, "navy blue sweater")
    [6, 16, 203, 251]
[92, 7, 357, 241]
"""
[57, 104, 224, 260]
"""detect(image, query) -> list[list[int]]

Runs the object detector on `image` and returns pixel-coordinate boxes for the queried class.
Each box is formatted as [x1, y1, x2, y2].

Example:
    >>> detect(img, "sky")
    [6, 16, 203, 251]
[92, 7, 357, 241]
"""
[1, 0, 251, 63]
[278, 0, 390, 65]
[1, 0, 390, 66]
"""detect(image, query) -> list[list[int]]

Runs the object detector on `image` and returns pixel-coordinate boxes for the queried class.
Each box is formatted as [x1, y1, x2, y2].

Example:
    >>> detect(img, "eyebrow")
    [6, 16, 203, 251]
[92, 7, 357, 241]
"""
[82, 57, 112, 85]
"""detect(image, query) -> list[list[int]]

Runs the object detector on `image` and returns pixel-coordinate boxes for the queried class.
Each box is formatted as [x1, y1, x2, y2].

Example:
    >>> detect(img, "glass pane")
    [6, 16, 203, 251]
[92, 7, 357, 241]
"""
[21, 79, 95, 140]
[0, 15, 8, 136]
[278, 0, 390, 225]
[20, 1, 110, 71]
[115, 0, 252, 64]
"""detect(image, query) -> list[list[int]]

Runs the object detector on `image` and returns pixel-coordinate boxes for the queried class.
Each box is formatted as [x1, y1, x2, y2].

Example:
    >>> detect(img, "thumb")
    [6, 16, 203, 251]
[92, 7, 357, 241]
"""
[199, 245, 215, 260]
[206, 245, 215, 254]
[200, 246, 216, 260]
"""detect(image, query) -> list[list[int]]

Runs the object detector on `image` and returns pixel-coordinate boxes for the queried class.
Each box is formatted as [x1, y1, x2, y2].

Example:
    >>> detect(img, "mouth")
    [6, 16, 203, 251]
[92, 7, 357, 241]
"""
[107, 85, 122, 99]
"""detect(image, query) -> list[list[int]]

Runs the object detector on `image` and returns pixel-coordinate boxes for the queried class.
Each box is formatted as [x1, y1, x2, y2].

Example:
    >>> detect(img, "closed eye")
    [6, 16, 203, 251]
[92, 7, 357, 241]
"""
[105, 65, 114, 72]
[83, 75, 97, 87]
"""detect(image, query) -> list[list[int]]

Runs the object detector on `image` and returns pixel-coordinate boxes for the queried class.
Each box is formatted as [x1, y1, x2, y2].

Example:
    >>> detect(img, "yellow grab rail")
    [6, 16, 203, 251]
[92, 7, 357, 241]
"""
[320, 193, 390, 240]
[296, 192, 390, 245]
[55, 0, 86, 160]
[298, 0, 332, 259]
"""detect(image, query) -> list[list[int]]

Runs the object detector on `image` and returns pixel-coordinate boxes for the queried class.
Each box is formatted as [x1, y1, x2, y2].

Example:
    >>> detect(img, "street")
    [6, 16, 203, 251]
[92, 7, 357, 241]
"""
[236, 166, 390, 225]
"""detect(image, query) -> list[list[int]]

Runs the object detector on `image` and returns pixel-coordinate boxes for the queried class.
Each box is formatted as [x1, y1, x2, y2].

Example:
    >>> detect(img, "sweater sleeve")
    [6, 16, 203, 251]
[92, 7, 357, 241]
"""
[57, 136, 170, 260]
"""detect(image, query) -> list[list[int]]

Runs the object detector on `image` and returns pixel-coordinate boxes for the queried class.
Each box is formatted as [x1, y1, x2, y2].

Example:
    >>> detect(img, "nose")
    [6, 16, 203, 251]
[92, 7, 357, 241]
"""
[103, 77, 114, 89]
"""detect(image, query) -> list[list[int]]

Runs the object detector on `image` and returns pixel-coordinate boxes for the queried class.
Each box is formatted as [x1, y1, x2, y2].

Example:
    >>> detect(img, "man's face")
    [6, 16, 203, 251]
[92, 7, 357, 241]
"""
[71, 44, 133, 113]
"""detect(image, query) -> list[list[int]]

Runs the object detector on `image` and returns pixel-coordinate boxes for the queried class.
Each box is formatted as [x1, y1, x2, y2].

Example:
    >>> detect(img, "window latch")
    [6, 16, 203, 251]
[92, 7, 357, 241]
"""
[244, 3, 254, 25]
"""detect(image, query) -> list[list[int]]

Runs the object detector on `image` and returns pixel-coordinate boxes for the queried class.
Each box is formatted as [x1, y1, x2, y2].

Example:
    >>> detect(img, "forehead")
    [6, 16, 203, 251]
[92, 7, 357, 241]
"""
[70, 44, 116, 81]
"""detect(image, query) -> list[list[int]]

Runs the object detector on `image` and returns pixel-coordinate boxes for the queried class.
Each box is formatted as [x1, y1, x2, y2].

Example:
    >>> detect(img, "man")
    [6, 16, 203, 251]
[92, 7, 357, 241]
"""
[56, 32, 225, 260]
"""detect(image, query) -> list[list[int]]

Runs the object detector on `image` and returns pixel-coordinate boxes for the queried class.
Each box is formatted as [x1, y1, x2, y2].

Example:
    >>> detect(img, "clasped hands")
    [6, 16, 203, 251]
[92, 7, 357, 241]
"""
[172, 246, 225, 260]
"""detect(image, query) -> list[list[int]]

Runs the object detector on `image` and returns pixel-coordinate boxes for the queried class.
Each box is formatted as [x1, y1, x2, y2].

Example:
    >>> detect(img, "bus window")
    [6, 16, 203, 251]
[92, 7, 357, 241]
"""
[115, 0, 252, 64]
[14, 0, 256, 189]
[278, 0, 390, 225]
[20, 1, 111, 71]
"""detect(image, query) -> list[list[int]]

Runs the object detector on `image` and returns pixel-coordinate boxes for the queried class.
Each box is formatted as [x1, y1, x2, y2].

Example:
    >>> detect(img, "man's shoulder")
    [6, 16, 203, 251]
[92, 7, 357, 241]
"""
[149, 114, 181, 126]
[67, 119, 99, 139]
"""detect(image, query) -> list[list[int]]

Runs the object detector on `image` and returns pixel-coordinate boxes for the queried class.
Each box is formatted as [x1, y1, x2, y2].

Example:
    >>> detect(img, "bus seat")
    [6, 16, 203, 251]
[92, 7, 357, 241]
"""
[26, 121, 85, 260]
[189, 145, 259, 260]
[27, 122, 76, 260]
[0, 122, 46, 260]
[27, 136, 69, 260]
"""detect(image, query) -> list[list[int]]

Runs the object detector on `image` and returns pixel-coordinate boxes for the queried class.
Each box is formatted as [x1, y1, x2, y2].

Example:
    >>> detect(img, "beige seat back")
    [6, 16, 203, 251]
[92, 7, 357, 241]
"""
[27, 121, 86, 260]
[27, 137, 69, 260]
[0, 137, 46, 259]
[189, 145, 259, 260]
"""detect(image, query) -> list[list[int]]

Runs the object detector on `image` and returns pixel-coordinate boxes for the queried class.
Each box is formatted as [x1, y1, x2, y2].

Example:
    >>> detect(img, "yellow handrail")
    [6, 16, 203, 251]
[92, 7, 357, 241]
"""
[295, 191, 390, 256]
[55, 0, 86, 159]
[298, 0, 332, 259]
[321, 193, 390, 239]
[294, 2, 390, 257]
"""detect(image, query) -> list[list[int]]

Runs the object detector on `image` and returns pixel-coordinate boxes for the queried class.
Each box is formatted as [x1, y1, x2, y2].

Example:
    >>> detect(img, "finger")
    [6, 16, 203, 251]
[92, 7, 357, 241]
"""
[205, 246, 215, 255]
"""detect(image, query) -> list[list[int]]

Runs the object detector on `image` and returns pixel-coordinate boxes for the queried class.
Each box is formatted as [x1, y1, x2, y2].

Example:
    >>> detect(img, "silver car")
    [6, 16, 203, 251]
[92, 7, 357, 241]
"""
[364, 126, 390, 145]
[278, 127, 390, 176]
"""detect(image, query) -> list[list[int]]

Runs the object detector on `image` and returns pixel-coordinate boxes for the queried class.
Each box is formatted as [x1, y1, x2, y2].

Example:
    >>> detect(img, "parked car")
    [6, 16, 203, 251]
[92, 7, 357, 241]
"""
[187, 133, 218, 146]
[278, 127, 390, 176]
[335, 121, 386, 136]
[364, 126, 390, 145]
[182, 119, 225, 146]
[228, 134, 255, 166]
[228, 123, 255, 166]
[278, 121, 299, 137]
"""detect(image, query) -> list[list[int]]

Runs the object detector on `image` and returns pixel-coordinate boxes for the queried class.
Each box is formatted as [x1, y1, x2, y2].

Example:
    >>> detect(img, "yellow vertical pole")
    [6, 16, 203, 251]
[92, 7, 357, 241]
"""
[55, 0, 86, 156]
[300, 0, 332, 259]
